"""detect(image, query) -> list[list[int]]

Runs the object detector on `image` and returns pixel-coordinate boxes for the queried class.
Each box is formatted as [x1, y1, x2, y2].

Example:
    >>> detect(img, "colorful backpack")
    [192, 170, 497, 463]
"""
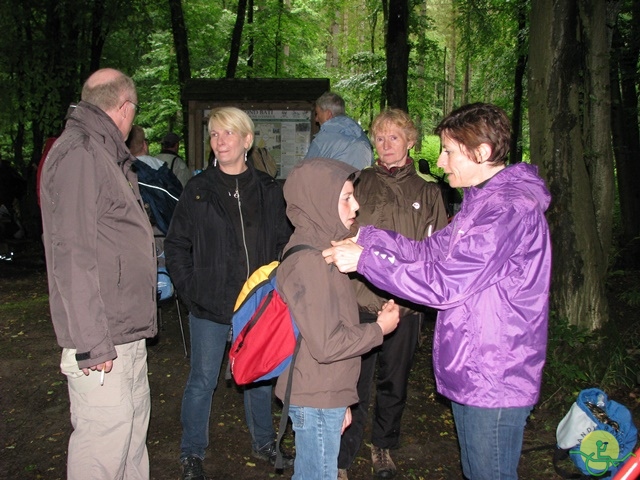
[229, 244, 314, 385]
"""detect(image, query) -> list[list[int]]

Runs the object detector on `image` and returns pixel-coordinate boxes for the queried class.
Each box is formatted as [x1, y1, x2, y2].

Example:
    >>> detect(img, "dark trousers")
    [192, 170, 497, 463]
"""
[338, 311, 421, 469]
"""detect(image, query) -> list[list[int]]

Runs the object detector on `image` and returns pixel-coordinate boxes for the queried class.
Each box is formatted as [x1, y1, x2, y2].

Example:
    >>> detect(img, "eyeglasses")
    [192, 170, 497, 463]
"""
[121, 100, 139, 114]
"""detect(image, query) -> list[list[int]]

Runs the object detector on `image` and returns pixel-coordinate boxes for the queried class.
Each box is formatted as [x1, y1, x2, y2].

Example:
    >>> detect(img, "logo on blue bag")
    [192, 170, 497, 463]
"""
[571, 430, 634, 476]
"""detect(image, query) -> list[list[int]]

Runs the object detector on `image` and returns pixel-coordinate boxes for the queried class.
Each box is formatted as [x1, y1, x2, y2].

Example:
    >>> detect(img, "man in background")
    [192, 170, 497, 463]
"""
[157, 131, 191, 187]
[304, 91, 373, 169]
[40, 68, 157, 480]
[127, 124, 183, 237]
[128, 125, 166, 170]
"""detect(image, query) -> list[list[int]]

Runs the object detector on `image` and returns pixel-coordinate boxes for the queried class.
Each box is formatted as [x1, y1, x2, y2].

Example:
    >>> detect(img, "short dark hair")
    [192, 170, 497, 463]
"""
[126, 125, 146, 156]
[435, 103, 511, 165]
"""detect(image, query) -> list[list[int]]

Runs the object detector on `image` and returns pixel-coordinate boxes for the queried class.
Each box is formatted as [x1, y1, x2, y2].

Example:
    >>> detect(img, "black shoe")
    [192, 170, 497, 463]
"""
[251, 441, 295, 469]
[181, 455, 207, 480]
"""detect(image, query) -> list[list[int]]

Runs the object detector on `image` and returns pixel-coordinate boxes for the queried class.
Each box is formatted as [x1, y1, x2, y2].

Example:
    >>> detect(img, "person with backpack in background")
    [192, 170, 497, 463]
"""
[275, 157, 400, 480]
[157, 132, 191, 187]
[324, 103, 552, 480]
[128, 125, 166, 170]
[337, 109, 448, 480]
[126, 125, 182, 235]
[164, 107, 293, 480]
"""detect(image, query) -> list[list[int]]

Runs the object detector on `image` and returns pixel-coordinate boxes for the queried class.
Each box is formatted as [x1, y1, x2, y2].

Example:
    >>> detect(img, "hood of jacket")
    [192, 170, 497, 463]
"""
[284, 158, 359, 249]
[465, 162, 551, 212]
[320, 115, 367, 140]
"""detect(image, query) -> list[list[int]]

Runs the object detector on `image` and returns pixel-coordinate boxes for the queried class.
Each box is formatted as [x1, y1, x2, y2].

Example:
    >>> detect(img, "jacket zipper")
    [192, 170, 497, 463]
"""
[233, 179, 251, 279]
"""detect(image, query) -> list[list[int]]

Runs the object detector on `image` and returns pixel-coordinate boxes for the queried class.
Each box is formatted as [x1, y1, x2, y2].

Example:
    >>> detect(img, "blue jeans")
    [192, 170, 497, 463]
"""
[451, 402, 533, 480]
[180, 314, 275, 459]
[288, 405, 346, 480]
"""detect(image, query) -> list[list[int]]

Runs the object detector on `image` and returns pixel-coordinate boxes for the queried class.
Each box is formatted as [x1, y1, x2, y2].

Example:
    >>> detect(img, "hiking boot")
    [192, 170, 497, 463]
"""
[181, 455, 207, 480]
[338, 468, 349, 479]
[251, 441, 295, 469]
[371, 446, 397, 479]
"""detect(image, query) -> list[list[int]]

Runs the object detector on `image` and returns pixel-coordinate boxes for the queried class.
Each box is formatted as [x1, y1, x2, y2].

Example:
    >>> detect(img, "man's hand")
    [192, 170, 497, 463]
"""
[81, 359, 114, 376]
[341, 407, 352, 434]
[375, 299, 400, 335]
[322, 239, 363, 273]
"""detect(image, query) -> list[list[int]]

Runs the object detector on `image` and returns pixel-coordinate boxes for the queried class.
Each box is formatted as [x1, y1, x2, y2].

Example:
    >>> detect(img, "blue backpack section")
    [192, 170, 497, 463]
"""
[157, 265, 174, 302]
[231, 274, 300, 383]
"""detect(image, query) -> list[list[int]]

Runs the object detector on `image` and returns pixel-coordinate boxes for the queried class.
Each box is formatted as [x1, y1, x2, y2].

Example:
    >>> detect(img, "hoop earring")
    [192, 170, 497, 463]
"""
[244, 151, 248, 163]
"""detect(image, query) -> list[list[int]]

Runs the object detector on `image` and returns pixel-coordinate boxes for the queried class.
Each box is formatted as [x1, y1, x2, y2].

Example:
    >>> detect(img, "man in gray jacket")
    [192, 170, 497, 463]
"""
[304, 92, 374, 169]
[40, 68, 157, 480]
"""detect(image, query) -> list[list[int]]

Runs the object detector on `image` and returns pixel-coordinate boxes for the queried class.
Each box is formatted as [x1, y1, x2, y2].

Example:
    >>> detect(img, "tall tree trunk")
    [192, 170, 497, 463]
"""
[386, 0, 409, 111]
[274, 0, 284, 75]
[610, 1, 640, 254]
[248, 0, 254, 72]
[168, 0, 191, 161]
[445, 37, 456, 114]
[510, 1, 527, 165]
[529, 0, 615, 330]
[89, 0, 108, 73]
[380, 0, 389, 110]
[327, 12, 340, 69]
[227, 0, 247, 78]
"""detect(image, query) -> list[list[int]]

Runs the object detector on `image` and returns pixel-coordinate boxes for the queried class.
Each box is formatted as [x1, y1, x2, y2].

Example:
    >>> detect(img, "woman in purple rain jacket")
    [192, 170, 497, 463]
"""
[324, 103, 552, 480]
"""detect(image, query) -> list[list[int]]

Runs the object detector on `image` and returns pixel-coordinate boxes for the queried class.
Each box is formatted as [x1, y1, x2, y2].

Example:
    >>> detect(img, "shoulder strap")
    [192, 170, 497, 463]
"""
[274, 242, 315, 470]
[170, 155, 178, 171]
[280, 243, 315, 262]
[275, 336, 302, 470]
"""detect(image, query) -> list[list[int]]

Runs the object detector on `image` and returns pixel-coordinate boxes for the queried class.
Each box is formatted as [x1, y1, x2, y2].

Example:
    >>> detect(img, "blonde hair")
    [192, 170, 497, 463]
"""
[208, 107, 255, 149]
[370, 109, 418, 145]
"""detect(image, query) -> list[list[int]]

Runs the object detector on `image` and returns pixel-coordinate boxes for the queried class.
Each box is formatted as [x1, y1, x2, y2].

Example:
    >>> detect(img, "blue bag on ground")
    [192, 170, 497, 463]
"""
[556, 388, 638, 477]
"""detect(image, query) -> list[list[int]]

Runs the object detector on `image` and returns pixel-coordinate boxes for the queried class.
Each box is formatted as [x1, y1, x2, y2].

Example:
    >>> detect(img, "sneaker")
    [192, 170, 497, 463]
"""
[338, 468, 349, 480]
[371, 446, 397, 479]
[251, 441, 295, 469]
[181, 455, 207, 480]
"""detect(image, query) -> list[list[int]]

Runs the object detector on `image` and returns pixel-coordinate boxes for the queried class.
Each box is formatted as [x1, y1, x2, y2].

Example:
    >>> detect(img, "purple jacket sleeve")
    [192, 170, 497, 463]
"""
[356, 204, 527, 309]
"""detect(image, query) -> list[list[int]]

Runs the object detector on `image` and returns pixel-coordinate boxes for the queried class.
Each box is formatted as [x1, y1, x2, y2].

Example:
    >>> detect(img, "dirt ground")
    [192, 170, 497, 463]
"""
[0, 241, 634, 480]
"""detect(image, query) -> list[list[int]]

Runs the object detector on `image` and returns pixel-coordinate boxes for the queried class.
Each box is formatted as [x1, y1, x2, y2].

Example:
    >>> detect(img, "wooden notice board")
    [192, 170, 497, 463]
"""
[182, 78, 330, 177]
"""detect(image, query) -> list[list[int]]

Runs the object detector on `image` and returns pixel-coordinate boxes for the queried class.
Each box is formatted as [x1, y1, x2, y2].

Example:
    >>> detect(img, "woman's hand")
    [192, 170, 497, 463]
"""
[322, 239, 363, 273]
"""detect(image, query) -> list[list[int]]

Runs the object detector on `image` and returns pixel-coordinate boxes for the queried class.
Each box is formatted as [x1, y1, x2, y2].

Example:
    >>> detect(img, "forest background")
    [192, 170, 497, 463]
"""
[1, 0, 640, 400]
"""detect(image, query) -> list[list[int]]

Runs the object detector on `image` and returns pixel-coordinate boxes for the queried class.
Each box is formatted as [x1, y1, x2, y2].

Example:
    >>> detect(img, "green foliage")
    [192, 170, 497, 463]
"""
[132, 31, 182, 147]
[612, 269, 640, 308]
[542, 310, 640, 407]
[412, 135, 446, 178]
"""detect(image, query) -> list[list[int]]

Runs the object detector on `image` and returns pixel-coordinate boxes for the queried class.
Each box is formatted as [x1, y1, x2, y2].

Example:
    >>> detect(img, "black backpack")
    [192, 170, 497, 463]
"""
[133, 160, 183, 235]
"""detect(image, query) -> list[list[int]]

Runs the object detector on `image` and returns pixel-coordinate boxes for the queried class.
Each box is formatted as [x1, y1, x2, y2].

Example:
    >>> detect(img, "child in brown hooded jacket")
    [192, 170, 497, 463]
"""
[275, 157, 400, 480]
